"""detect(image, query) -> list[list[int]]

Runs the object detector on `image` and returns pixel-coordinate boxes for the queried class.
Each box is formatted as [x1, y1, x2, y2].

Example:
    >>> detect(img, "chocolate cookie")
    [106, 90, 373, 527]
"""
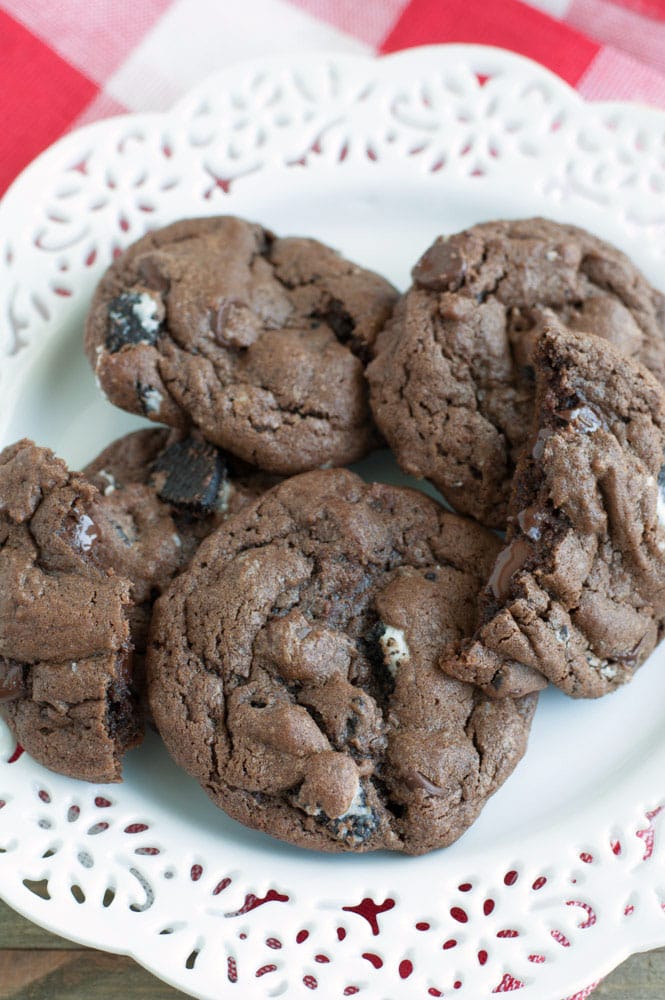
[84, 427, 280, 650]
[0, 431, 277, 782]
[85, 217, 398, 474]
[366, 218, 665, 528]
[147, 470, 537, 855]
[0, 440, 139, 782]
[444, 325, 665, 698]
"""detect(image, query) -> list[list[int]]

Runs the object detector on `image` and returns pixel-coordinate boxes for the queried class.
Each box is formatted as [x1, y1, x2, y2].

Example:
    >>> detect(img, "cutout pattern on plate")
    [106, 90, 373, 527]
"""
[1, 46, 665, 999]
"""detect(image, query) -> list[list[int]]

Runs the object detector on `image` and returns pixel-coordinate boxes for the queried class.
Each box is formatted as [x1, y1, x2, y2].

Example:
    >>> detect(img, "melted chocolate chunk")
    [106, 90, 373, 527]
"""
[150, 436, 227, 516]
[412, 238, 467, 292]
[106, 292, 163, 353]
[404, 770, 445, 796]
[488, 538, 534, 601]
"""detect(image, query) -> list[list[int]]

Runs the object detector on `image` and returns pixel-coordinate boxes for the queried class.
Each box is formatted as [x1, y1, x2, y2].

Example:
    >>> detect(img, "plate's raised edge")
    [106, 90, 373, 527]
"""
[170, 44, 583, 114]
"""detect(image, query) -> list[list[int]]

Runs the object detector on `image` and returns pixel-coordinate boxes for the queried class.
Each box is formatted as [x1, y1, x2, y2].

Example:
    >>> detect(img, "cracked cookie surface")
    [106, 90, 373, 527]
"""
[443, 325, 665, 699]
[85, 216, 398, 474]
[147, 469, 537, 854]
[366, 218, 665, 528]
[0, 432, 277, 781]
[84, 427, 280, 652]
[0, 440, 139, 782]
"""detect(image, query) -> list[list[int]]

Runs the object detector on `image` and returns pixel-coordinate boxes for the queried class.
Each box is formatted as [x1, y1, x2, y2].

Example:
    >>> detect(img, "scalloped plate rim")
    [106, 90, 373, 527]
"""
[1, 43, 665, 1000]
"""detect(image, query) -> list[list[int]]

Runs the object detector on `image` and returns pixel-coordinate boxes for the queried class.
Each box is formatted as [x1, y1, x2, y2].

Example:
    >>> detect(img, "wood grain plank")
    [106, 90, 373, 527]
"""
[0, 950, 186, 999]
[0, 952, 72, 997]
[594, 947, 665, 997]
[0, 900, 82, 951]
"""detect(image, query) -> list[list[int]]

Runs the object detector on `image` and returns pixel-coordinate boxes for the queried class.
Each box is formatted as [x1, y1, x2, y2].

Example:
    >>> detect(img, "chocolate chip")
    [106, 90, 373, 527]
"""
[151, 437, 227, 516]
[106, 292, 163, 353]
[211, 298, 259, 349]
[405, 770, 445, 796]
[0, 658, 24, 703]
[412, 238, 467, 292]
[488, 538, 533, 601]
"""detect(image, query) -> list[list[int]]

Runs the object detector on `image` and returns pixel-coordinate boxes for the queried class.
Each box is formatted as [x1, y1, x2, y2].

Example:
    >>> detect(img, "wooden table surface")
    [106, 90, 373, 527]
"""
[0, 898, 662, 999]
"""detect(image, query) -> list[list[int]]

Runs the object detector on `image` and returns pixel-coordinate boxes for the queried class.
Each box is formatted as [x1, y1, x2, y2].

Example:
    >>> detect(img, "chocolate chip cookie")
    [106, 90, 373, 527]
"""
[0, 431, 277, 782]
[444, 324, 665, 698]
[85, 217, 398, 474]
[366, 218, 665, 528]
[147, 469, 537, 855]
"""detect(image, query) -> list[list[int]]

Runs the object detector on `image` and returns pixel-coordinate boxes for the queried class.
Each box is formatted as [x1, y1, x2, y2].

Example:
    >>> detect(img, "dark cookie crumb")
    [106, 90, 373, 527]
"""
[150, 436, 228, 516]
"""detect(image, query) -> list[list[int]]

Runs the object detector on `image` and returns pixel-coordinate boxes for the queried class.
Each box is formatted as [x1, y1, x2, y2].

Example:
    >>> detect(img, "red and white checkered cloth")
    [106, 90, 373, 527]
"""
[2, 0, 665, 196]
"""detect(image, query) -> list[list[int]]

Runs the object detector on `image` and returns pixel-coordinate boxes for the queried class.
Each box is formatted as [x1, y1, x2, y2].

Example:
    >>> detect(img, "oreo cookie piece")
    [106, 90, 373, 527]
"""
[147, 469, 537, 855]
[149, 436, 227, 515]
[105, 292, 164, 353]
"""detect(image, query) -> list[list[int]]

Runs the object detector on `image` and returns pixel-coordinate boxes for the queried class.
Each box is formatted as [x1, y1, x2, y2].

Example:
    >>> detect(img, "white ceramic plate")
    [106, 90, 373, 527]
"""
[1, 45, 665, 1000]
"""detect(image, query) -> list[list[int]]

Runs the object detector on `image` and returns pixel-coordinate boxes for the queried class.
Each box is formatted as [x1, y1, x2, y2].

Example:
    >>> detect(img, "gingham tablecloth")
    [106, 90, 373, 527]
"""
[2, 0, 665, 197]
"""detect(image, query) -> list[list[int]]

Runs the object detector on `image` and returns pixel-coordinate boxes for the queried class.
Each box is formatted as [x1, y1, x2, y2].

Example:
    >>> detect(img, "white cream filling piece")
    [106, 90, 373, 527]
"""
[337, 784, 372, 822]
[97, 469, 117, 496]
[216, 478, 234, 514]
[141, 386, 163, 414]
[132, 292, 161, 333]
[74, 513, 97, 551]
[379, 625, 410, 677]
